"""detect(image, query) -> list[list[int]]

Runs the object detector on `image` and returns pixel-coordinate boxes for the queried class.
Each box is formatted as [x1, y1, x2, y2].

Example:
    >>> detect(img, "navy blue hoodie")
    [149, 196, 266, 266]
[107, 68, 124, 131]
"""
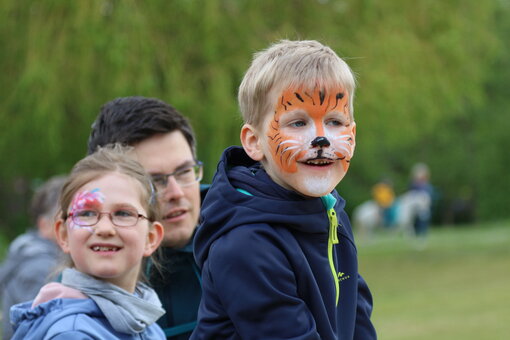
[191, 147, 376, 340]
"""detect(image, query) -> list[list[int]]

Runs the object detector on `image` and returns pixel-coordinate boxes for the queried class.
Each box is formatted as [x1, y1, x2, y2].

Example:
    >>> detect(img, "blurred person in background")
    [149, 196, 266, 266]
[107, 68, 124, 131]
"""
[87, 96, 206, 340]
[0, 175, 67, 339]
[409, 163, 434, 237]
[372, 177, 397, 227]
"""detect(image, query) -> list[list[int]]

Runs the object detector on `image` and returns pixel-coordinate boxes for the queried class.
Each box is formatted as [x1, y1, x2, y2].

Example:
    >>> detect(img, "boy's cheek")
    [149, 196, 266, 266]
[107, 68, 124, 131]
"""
[267, 133, 307, 174]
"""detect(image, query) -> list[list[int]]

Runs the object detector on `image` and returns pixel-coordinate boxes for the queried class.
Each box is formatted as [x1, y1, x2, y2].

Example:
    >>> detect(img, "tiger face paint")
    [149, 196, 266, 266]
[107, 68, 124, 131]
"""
[261, 86, 356, 197]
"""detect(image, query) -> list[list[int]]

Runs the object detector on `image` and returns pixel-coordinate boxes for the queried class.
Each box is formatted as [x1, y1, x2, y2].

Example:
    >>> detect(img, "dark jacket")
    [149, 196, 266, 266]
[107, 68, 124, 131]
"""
[148, 185, 208, 340]
[191, 146, 377, 340]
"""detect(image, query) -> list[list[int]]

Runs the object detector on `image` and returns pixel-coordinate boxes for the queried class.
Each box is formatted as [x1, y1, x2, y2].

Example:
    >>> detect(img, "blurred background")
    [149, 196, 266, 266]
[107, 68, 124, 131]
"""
[0, 0, 509, 339]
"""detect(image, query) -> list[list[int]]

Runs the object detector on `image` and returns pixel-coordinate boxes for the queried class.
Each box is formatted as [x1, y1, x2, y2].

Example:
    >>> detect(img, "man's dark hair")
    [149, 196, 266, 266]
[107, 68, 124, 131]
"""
[87, 96, 196, 157]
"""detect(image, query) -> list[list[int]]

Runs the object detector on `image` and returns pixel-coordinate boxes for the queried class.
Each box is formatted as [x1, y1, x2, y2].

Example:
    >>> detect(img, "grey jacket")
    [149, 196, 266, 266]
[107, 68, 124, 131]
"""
[0, 230, 61, 339]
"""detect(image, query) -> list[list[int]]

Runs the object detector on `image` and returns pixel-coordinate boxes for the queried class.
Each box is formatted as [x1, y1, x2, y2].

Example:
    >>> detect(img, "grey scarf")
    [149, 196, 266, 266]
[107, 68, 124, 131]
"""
[61, 268, 165, 334]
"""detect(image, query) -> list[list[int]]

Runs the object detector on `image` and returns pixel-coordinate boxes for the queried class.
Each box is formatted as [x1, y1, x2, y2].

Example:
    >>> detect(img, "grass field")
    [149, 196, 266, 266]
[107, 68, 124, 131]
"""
[357, 220, 510, 340]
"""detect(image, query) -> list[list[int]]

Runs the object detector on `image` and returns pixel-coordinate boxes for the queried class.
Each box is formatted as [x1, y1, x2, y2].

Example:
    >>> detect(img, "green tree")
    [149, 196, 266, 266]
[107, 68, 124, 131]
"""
[0, 0, 508, 239]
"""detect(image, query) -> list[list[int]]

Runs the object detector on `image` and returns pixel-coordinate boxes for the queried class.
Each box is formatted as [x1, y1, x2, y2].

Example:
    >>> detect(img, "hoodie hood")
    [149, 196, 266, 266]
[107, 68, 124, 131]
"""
[194, 146, 346, 268]
[10, 298, 102, 340]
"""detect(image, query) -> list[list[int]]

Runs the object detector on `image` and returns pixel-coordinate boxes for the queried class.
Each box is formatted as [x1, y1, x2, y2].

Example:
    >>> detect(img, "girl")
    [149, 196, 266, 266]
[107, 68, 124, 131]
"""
[10, 144, 166, 339]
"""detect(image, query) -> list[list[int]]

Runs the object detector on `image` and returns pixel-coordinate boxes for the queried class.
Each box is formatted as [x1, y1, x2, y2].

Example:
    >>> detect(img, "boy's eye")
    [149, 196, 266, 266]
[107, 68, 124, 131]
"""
[326, 120, 342, 126]
[289, 120, 306, 128]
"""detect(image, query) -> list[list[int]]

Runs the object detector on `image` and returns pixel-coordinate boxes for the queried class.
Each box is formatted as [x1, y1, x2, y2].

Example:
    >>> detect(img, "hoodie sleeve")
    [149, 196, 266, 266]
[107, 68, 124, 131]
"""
[354, 274, 377, 339]
[193, 224, 321, 340]
[338, 209, 377, 339]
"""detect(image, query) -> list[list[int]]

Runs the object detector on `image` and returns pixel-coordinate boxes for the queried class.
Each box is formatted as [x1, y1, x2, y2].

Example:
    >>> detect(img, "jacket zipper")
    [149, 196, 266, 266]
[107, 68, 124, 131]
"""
[327, 207, 340, 306]
[321, 194, 340, 306]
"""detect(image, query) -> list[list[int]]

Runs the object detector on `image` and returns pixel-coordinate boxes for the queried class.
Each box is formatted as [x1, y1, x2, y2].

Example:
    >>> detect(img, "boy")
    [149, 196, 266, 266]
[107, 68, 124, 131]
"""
[191, 40, 376, 339]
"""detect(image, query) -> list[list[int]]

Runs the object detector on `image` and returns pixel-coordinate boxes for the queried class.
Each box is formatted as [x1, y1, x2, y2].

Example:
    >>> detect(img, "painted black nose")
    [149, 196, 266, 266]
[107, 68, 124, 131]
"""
[311, 136, 330, 148]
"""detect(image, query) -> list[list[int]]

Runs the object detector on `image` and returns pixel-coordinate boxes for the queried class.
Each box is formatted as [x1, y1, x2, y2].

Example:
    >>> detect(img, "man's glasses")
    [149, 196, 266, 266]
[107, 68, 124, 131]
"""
[67, 209, 149, 228]
[151, 162, 203, 192]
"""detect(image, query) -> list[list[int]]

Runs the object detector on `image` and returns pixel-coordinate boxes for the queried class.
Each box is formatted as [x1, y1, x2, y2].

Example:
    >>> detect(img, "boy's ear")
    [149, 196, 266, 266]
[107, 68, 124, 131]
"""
[240, 124, 264, 161]
[55, 219, 71, 254]
[144, 222, 164, 257]
[350, 122, 357, 143]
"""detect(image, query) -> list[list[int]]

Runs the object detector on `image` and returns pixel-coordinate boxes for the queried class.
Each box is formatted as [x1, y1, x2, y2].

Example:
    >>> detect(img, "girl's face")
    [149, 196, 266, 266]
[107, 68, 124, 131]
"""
[55, 172, 163, 293]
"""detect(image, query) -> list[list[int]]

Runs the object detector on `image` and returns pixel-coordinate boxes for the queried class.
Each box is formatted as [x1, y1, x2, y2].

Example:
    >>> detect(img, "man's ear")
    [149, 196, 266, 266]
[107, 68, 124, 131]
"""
[144, 222, 164, 257]
[55, 219, 71, 254]
[240, 124, 264, 161]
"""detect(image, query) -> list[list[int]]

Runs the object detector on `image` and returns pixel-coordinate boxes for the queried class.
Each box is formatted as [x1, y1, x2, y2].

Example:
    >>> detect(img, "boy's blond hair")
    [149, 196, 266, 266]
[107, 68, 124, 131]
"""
[238, 40, 356, 129]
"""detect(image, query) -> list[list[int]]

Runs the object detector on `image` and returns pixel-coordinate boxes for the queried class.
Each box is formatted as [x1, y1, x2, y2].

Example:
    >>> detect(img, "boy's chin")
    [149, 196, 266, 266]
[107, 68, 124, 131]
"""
[293, 177, 341, 198]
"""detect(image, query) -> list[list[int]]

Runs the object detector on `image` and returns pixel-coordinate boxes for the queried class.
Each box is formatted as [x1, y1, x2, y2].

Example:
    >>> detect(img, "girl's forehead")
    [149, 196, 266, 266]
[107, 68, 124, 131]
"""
[74, 173, 145, 207]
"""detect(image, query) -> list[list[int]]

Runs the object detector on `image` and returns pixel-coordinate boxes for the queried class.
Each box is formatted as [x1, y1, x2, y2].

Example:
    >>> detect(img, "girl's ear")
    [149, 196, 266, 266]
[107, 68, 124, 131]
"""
[55, 219, 71, 254]
[144, 222, 164, 257]
[240, 124, 264, 161]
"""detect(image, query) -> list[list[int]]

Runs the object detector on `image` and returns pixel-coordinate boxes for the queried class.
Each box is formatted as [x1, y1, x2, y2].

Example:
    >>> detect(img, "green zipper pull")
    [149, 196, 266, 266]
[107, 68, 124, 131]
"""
[328, 209, 339, 244]
[321, 194, 340, 305]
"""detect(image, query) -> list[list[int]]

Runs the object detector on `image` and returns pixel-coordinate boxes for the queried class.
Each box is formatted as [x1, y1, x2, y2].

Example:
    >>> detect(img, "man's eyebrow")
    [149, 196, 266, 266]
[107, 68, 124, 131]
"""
[149, 160, 195, 176]
[174, 160, 196, 171]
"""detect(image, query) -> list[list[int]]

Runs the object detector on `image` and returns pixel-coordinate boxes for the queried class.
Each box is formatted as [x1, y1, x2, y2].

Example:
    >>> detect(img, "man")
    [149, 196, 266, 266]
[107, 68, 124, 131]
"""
[0, 175, 66, 340]
[87, 96, 206, 340]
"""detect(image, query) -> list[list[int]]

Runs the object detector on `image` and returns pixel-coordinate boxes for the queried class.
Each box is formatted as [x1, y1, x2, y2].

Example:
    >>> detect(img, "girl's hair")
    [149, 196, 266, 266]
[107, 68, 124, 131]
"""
[238, 39, 356, 129]
[60, 143, 158, 221]
[57, 143, 161, 280]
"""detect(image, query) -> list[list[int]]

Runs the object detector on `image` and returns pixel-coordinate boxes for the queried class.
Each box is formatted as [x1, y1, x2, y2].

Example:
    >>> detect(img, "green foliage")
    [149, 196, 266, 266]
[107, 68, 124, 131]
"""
[0, 0, 509, 237]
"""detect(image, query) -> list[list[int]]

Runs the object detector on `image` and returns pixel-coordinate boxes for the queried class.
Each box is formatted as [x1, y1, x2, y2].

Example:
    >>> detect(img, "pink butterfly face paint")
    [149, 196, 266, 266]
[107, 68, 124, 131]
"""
[68, 188, 105, 231]
[262, 86, 356, 197]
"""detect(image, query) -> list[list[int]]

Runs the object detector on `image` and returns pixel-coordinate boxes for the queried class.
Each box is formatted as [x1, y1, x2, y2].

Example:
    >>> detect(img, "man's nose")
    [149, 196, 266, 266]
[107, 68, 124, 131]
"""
[311, 136, 330, 148]
[162, 176, 185, 200]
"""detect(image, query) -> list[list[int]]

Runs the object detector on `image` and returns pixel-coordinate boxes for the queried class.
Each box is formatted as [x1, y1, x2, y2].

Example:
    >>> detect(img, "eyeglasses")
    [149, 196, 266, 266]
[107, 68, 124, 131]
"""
[151, 162, 203, 192]
[67, 209, 149, 228]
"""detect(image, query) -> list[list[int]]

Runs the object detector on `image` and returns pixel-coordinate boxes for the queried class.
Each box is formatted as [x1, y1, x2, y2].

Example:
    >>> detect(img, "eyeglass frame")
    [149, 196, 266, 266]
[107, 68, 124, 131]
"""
[66, 209, 150, 228]
[150, 161, 203, 191]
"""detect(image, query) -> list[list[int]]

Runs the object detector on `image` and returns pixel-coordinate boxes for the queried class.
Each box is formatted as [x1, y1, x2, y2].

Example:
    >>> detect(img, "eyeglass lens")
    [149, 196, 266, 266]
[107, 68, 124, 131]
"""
[72, 209, 140, 227]
[152, 163, 203, 190]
